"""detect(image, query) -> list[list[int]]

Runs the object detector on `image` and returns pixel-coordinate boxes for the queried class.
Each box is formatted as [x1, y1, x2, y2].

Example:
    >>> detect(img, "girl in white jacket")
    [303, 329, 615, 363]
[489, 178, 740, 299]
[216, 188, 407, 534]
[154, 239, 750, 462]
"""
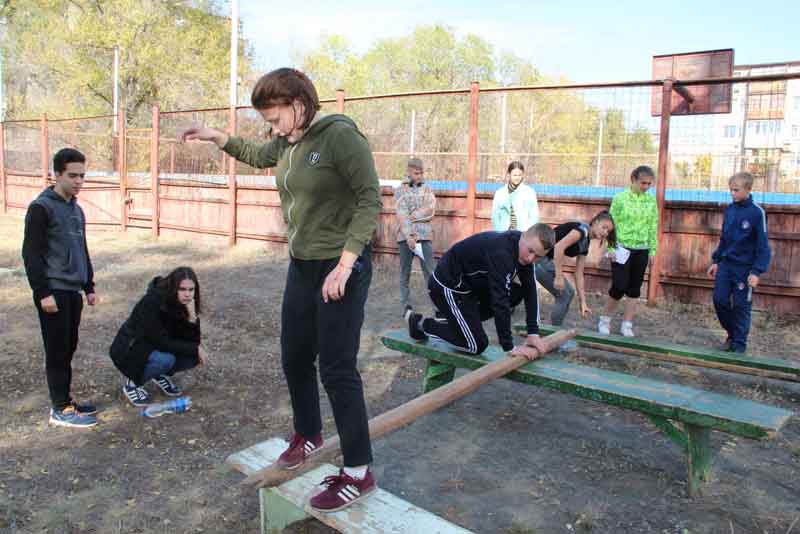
[491, 161, 540, 232]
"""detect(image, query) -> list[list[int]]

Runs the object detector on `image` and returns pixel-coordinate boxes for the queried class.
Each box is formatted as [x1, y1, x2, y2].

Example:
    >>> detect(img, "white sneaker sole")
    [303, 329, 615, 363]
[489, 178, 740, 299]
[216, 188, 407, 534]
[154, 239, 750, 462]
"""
[123, 390, 151, 407]
[49, 417, 97, 428]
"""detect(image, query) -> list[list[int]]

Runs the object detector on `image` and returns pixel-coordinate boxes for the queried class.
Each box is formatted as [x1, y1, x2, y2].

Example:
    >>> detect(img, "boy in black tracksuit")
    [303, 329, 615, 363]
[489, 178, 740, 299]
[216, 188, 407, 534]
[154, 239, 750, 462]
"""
[707, 172, 771, 353]
[407, 223, 556, 358]
[22, 148, 98, 428]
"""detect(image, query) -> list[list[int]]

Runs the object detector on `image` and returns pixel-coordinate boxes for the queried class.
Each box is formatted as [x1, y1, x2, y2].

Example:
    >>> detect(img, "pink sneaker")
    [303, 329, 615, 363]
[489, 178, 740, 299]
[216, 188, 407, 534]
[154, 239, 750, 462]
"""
[309, 468, 377, 512]
[276, 433, 323, 470]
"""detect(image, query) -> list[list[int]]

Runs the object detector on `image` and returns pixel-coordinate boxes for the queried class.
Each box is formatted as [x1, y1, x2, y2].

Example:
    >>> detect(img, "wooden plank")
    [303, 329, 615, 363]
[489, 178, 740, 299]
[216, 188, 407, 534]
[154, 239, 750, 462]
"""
[517, 324, 800, 380]
[228, 438, 474, 534]
[242, 330, 577, 488]
[382, 330, 792, 439]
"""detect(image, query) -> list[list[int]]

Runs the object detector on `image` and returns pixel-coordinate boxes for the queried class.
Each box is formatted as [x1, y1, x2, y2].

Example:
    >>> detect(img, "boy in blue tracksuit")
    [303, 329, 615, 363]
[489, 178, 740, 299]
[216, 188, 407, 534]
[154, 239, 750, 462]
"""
[707, 172, 771, 353]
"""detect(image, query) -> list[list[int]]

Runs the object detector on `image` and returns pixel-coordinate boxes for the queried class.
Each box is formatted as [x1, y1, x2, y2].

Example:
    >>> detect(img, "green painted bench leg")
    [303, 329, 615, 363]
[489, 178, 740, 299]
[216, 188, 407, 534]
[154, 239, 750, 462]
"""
[260, 487, 309, 534]
[646, 415, 688, 453]
[686, 425, 713, 498]
[423, 360, 456, 393]
[647, 416, 714, 497]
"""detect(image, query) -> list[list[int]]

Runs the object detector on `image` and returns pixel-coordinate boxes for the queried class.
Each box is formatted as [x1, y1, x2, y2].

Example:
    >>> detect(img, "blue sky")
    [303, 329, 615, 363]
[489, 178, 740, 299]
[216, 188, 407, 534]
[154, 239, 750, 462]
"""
[238, 0, 800, 84]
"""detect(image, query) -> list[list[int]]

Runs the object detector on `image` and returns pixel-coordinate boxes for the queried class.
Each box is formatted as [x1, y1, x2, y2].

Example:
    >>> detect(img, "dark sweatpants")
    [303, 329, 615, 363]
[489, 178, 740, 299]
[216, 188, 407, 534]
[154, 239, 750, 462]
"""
[421, 278, 525, 355]
[712, 260, 753, 351]
[34, 289, 83, 410]
[280, 250, 373, 467]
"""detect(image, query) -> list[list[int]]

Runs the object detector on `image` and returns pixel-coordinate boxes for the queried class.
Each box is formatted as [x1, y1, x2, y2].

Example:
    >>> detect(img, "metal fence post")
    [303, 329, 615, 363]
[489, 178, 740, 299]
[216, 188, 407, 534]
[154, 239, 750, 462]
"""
[467, 81, 480, 234]
[648, 80, 673, 306]
[228, 106, 238, 246]
[336, 89, 345, 113]
[0, 122, 6, 213]
[119, 107, 128, 231]
[41, 114, 49, 189]
[150, 106, 160, 237]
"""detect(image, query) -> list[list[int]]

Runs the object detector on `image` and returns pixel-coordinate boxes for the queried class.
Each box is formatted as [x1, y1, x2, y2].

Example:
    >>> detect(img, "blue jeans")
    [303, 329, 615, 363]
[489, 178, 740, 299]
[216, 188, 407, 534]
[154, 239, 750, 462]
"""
[534, 258, 575, 326]
[141, 350, 198, 383]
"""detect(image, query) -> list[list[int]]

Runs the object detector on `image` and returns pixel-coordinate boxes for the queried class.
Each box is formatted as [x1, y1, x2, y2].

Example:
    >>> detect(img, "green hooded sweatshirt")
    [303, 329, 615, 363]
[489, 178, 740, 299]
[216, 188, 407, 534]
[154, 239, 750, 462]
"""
[223, 114, 382, 260]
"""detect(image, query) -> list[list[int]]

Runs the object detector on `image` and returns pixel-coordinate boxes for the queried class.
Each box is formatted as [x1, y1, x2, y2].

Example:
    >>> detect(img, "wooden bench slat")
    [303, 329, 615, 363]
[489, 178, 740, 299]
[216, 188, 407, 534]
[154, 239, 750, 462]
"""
[516, 324, 800, 378]
[227, 438, 473, 534]
[381, 330, 792, 439]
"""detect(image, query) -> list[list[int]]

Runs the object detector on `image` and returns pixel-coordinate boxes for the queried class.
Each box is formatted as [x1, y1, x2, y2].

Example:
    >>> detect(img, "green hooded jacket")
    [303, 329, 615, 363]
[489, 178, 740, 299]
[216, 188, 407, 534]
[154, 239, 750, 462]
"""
[223, 114, 382, 260]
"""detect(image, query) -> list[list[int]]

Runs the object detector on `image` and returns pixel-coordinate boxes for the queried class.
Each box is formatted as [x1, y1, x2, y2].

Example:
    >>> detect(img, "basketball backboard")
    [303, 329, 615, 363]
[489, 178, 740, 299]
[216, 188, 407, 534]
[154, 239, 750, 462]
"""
[651, 49, 734, 116]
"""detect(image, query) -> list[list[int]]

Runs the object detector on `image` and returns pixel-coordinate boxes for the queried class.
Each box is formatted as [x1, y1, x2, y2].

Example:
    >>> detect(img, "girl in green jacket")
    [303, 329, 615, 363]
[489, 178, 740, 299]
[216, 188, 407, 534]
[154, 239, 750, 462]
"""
[598, 165, 658, 337]
[181, 68, 380, 513]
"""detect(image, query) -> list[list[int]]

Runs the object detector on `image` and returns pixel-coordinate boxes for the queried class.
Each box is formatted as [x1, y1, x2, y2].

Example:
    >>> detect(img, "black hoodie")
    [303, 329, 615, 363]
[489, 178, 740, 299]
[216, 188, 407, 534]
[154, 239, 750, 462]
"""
[109, 277, 200, 385]
[22, 187, 94, 300]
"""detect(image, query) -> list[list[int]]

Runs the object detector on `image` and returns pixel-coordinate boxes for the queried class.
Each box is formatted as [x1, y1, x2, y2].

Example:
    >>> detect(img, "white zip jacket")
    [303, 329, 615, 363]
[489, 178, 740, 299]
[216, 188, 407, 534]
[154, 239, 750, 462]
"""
[491, 183, 540, 232]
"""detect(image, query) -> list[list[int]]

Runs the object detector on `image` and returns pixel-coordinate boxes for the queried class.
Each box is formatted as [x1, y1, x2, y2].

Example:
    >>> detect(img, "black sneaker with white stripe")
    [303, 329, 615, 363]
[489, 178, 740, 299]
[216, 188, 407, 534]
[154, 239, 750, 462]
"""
[407, 311, 428, 341]
[123, 379, 151, 407]
[152, 374, 182, 396]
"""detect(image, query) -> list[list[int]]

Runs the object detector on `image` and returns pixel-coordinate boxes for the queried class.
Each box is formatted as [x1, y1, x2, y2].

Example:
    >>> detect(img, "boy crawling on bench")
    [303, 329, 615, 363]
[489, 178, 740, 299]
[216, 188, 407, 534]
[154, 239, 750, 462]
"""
[407, 223, 556, 360]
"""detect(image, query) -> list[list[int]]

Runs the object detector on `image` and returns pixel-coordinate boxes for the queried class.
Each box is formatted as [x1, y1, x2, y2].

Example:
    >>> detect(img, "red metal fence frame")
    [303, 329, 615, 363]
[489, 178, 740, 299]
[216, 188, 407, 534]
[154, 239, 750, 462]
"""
[2, 71, 800, 312]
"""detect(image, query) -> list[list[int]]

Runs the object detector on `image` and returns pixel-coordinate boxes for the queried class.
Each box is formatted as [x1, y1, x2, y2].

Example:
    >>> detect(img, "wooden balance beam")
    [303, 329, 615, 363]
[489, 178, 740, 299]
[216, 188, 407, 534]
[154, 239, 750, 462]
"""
[513, 324, 800, 382]
[238, 329, 577, 489]
[381, 329, 793, 497]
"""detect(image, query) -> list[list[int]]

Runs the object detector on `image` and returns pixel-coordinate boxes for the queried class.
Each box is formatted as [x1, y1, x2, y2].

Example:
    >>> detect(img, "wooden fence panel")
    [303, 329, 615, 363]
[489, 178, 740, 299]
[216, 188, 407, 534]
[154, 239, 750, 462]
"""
[2, 174, 798, 313]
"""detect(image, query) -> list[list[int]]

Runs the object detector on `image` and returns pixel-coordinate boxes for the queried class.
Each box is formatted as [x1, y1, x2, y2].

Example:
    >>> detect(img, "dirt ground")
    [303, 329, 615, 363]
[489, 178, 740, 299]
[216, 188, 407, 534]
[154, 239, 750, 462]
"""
[1, 213, 799, 534]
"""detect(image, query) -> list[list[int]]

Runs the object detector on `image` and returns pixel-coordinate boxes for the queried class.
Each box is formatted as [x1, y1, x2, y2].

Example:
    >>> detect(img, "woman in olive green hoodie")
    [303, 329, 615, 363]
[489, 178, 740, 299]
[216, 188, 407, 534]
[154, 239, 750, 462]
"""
[182, 68, 381, 512]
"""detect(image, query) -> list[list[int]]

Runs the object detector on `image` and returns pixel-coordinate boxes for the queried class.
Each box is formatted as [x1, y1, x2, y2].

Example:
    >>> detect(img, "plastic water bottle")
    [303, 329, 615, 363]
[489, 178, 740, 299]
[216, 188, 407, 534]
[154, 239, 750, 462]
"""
[141, 396, 192, 418]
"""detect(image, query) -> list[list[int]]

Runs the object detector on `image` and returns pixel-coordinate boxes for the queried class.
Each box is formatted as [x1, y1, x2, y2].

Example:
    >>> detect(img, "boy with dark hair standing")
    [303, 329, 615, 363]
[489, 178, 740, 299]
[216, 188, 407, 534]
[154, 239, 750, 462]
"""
[407, 223, 555, 359]
[22, 148, 98, 428]
[707, 172, 771, 354]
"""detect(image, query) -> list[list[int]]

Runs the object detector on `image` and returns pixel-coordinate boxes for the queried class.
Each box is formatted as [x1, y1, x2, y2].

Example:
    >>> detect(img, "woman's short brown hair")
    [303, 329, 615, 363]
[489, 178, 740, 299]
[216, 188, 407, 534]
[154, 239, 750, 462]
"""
[251, 68, 321, 130]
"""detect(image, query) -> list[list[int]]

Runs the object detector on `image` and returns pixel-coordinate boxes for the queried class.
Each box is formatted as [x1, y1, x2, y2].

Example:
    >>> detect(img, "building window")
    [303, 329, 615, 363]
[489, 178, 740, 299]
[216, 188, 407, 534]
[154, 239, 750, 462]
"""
[724, 125, 737, 138]
[747, 93, 785, 120]
[793, 125, 800, 138]
[748, 119, 784, 135]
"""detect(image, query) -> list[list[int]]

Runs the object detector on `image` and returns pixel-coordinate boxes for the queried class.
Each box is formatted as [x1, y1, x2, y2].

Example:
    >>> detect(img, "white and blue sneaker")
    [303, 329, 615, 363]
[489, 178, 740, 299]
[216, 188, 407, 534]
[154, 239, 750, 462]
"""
[559, 340, 579, 353]
[70, 398, 98, 416]
[49, 406, 97, 428]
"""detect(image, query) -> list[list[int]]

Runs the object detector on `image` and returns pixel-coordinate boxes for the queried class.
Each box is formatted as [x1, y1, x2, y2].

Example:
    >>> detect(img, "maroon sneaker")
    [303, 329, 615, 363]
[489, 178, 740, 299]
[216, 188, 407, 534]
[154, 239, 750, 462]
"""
[309, 468, 377, 512]
[276, 433, 323, 470]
